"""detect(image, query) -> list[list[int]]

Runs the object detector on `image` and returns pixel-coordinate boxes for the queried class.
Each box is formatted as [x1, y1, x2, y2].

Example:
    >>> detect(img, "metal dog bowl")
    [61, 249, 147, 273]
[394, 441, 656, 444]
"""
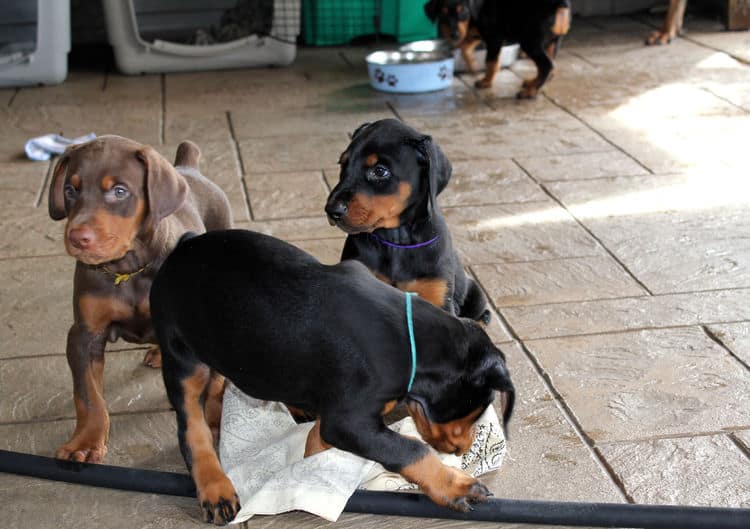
[366, 50, 454, 93]
[399, 40, 520, 73]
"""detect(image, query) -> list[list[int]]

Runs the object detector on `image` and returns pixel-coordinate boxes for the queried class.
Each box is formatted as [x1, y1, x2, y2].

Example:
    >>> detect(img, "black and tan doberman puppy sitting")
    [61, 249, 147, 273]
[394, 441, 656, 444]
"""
[150, 229, 515, 525]
[325, 119, 491, 324]
[48, 135, 232, 463]
[424, 0, 571, 98]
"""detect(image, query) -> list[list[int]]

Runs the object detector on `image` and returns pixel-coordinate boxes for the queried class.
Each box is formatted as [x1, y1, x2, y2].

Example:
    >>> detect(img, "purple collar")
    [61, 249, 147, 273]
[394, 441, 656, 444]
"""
[369, 233, 440, 249]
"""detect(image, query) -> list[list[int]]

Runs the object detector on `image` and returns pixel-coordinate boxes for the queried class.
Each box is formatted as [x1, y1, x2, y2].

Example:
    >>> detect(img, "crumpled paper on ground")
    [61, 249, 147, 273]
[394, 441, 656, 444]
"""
[219, 383, 507, 523]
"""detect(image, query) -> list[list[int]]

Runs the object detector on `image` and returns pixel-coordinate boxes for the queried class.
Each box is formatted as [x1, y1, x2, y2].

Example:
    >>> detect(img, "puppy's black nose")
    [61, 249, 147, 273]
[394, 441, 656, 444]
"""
[325, 201, 348, 221]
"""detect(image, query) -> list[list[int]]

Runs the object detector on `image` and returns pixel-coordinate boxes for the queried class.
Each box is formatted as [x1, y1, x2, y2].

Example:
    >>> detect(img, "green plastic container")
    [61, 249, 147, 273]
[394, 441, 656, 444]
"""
[303, 0, 437, 46]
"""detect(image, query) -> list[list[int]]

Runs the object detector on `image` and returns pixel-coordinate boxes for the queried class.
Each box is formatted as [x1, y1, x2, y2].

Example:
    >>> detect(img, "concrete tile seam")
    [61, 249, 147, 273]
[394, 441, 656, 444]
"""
[33, 160, 53, 209]
[469, 267, 634, 503]
[595, 429, 750, 446]
[0, 346, 152, 363]
[6, 87, 19, 107]
[540, 93, 655, 175]
[681, 35, 750, 67]
[512, 320, 750, 342]
[0, 407, 175, 427]
[511, 158, 654, 296]
[226, 110, 254, 222]
[385, 101, 403, 122]
[729, 433, 750, 458]
[496, 286, 750, 311]
[702, 325, 750, 372]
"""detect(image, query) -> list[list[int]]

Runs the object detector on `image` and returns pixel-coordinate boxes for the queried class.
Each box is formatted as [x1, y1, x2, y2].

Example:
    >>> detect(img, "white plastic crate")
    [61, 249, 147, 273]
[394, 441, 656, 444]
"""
[0, 0, 70, 87]
[102, 0, 300, 75]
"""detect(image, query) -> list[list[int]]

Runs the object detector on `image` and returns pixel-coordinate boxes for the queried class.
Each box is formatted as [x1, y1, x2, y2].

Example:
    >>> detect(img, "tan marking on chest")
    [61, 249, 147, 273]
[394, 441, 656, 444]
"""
[396, 278, 449, 309]
[78, 295, 135, 334]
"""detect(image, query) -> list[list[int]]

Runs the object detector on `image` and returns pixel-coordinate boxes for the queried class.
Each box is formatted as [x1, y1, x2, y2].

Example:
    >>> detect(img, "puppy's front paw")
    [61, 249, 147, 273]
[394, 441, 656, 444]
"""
[475, 78, 493, 89]
[447, 481, 491, 512]
[415, 460, 492, 512]
[517, 85, 539, 99]
[55, 432, 108, 463]
[198, 477, 241, 525]
[645, 30, 674, 46]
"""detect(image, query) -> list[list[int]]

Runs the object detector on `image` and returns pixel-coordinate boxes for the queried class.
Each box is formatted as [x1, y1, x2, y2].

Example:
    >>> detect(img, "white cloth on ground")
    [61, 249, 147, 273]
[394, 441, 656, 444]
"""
[24, 133, 96, 161]
[219, 383, 507, 523]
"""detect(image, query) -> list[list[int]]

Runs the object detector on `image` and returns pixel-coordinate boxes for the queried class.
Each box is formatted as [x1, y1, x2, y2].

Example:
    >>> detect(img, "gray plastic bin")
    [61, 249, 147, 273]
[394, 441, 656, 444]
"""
[102, 0, 300, 75]
[0, 0, 70, 87]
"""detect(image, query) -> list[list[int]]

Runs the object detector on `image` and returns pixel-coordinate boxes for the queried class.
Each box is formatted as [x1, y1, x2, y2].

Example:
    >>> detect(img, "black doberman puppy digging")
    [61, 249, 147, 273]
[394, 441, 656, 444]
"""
[325, 119, 491, 324]
[424, 0, 571, 98]
[150, 229, 515, 525]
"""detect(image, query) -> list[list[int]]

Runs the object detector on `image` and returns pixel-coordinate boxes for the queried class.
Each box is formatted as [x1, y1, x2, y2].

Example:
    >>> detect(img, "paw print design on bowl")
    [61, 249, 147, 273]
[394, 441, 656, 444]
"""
[386, 74, 398, 87]
[374, 68, 385, 83]
[438, 65, 448, 80]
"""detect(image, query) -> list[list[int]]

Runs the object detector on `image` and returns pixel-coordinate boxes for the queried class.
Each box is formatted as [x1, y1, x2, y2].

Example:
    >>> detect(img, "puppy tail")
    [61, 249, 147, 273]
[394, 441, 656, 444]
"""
[174, 141, 201, 170]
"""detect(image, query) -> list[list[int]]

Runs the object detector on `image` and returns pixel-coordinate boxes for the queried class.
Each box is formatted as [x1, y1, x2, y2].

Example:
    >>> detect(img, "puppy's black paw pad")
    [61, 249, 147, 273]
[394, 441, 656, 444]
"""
[201, 495, 241, 526]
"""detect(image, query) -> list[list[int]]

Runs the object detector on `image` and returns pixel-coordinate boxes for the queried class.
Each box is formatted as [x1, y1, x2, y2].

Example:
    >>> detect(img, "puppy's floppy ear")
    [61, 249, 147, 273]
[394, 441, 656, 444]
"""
[48, 147, 76, 220]
[480, 354, 515, 428]
[416, 135, 452, 216]
[424, 0, 440, 22]
[136, 145, 189, 230]
[350, 122, 373, 140]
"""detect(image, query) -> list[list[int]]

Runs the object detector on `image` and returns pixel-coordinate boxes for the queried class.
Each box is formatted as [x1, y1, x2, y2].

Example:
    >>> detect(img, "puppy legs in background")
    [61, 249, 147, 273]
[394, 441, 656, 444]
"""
[646, 0, 687, 45]
[517, 41, 554, 99]
[547, 5, 571, 59]
[475, 39, 502, 89]
[460, 36, 483, 73]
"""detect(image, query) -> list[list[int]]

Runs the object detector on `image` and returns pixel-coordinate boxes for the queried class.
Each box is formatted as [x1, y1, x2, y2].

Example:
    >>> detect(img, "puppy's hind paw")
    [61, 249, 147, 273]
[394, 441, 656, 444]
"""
[142, 346, 162, 369]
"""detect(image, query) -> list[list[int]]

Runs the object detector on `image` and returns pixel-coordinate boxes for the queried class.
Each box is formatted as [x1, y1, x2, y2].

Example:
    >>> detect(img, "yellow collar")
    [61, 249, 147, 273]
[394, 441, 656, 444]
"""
[100, 264, 149, 286]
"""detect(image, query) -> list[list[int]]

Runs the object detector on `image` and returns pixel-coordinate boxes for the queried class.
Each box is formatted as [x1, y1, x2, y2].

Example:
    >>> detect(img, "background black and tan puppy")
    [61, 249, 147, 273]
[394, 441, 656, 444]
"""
[325, 119, 490, 324]
[424, 0, 571, 98]
[150, 229, 515, 524]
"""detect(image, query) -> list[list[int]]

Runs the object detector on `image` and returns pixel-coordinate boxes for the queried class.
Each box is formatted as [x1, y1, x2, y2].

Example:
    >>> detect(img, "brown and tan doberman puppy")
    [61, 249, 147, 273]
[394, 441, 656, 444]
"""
[48, 135, 233, 463]
[646, 0, 687, 45]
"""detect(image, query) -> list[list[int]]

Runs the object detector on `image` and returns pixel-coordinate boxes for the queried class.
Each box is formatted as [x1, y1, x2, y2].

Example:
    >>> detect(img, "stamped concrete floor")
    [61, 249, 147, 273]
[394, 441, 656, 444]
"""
[1, 13, 749, 529]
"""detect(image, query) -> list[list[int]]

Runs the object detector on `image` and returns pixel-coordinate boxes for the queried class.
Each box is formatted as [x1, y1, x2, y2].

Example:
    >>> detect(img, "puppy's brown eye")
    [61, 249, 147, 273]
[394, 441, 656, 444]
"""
[366, 165, 391, 182]
[64, 184, 77, 198]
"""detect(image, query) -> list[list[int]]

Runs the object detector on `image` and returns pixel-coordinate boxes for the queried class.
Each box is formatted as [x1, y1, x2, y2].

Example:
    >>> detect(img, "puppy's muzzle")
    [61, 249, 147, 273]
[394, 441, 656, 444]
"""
[325, 200, 348, 226]
[68, 226, 96, 250]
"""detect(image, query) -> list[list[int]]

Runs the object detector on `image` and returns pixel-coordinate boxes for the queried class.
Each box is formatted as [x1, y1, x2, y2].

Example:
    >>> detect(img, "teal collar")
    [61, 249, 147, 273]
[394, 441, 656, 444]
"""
[405, 292, 417, 393]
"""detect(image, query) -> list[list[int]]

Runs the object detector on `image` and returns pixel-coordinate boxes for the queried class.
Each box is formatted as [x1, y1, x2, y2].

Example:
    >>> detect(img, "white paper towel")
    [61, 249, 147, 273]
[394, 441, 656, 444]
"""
[219, 383, 506, 523]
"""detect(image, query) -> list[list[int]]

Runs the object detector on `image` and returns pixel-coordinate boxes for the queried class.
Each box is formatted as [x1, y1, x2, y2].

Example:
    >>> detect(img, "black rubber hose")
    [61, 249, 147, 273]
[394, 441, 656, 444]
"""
[1, 449, 748, 529]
